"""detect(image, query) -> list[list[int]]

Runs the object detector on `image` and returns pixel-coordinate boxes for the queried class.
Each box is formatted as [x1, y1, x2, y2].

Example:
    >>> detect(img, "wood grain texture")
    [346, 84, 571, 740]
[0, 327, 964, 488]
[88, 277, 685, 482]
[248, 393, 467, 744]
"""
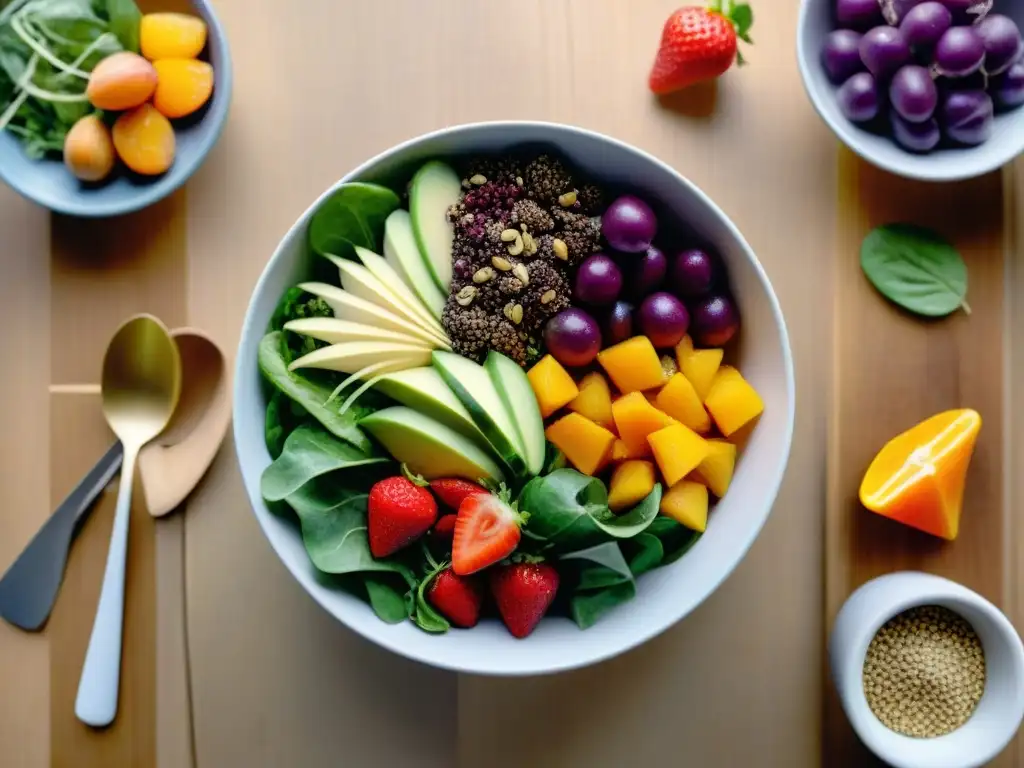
[824, 151, 1016, 766]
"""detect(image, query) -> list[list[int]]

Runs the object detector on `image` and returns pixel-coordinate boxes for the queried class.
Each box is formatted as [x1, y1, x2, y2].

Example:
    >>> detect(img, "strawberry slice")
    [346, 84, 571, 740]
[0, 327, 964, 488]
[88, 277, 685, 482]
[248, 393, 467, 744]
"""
[452, 491, 525, 575]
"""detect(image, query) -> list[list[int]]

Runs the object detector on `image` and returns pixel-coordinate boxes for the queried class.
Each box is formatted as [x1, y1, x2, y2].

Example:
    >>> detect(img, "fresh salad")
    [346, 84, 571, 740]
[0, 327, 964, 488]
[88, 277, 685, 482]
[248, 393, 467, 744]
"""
[0, 0, 215, 182]
[258, 151, 765, 639]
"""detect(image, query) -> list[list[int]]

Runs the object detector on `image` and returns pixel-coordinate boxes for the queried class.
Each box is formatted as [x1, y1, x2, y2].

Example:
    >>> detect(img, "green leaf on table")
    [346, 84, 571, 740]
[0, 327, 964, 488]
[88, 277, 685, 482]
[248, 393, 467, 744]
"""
[308, 182, 401, 261]
[260, 424, 389, 502]
[860, 223, 970, 318]
[104, 0, 141, 52]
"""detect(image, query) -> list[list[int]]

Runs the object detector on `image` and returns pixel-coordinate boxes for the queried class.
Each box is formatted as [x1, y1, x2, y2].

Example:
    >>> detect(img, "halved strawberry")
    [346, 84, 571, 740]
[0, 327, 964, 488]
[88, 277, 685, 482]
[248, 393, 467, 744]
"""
[431, 478, 488, 511]
[452, 491, 525, 575]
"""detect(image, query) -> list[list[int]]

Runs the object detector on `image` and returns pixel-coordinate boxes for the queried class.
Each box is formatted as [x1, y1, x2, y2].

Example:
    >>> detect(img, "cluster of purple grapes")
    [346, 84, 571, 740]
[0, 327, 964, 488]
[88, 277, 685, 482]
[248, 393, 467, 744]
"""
[822, 0, 1024, 152]
[542, 194, 741, 369]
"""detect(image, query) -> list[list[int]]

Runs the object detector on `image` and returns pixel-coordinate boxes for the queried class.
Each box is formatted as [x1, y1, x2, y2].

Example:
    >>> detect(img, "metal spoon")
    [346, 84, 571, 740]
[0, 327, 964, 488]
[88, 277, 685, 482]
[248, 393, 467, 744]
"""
[75, 314, 181, 729]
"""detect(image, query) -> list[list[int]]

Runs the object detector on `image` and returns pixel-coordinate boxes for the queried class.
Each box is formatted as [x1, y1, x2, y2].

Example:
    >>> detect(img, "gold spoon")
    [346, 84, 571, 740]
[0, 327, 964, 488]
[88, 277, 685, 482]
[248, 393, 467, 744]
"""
[75, 314, 181, 729]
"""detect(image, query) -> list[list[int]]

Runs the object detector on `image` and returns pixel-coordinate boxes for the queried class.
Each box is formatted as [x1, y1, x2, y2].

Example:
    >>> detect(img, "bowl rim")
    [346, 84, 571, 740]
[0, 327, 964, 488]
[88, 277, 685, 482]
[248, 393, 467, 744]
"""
[233, 119, 797, 675]
[0, 0, 233, 218]
[795, 0, 1024, 183]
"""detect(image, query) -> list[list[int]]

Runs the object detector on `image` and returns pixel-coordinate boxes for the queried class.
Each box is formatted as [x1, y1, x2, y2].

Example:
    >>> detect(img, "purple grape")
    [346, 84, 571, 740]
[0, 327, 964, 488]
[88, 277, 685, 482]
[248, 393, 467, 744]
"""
[977, 14, 1023, 76]
[671, 248, 716, 298]
[823, 30, 867, 84]
[860, 26, 912, 78]
[993, 61, 1024, 110]
[891, 112, 941, 151]
[899, 2, 952, 48]
[575, 253, 623, 306]
[690, 295, 740, 347]
[638, 292, 689, 348]
[621, 245, 667, 300]
[838, 72, 881, 122]
[544, 308, 602, 368]
[941, 0, 993, 25]
[890, 65, 938, 122]
[601, 195, 657, 253]
[940, 90, 994, 144]
[838, 0, 884, 29]
[603, 301, 634, 346]
[934, 26, 985, 77]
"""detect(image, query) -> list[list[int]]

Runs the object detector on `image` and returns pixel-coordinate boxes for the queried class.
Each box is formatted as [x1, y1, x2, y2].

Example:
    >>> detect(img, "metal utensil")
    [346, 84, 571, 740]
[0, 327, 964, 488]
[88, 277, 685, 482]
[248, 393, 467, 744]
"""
[75, 314, 180, 728]
[0, 442, 123, 631]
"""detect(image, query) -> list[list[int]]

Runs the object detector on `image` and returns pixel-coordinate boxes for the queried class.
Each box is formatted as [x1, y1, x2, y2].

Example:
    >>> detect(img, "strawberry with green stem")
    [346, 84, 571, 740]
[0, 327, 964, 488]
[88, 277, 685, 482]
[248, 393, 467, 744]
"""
[648, 0, 755, 95]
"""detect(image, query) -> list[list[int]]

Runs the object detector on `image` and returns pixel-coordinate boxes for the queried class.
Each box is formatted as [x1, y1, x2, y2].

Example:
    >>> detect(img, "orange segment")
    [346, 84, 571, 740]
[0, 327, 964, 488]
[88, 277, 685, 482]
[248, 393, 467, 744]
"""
[858, 409, 981, 541]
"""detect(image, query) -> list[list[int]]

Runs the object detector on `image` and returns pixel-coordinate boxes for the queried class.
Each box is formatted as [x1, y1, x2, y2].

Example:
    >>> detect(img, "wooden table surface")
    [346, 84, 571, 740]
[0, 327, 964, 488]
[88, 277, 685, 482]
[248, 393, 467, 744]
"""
[0, 1, 1019, 766]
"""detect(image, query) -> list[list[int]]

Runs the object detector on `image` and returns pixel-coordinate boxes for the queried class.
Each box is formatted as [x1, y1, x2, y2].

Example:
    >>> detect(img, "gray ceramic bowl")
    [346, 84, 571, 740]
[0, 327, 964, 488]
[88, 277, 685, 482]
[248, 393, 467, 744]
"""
[0, 0, 231, 217]
[797, 0, 1024, 182]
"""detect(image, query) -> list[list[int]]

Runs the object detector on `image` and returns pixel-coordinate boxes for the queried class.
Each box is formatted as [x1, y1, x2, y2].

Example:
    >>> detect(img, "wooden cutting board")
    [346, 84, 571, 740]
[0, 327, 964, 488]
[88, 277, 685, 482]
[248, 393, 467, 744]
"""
[824, 154, 1024, 766]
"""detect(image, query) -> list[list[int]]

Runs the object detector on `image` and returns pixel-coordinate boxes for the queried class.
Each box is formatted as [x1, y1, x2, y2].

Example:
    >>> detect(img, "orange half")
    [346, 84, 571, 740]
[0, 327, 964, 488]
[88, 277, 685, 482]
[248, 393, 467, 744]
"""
[858, 409, 981, 541]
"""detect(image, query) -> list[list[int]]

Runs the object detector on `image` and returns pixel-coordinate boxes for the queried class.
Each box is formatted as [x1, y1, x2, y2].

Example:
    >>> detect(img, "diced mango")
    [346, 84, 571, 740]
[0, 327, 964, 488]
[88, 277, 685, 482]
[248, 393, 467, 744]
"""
[607, 460, 656, 513]
[610, 439, 631, 462]
[676, 335, 724, 402]
[611, 392, 675, 458]
[656, 373, 711, 434]
[705, 366, 764, 437]
[141, 12, 208, 61]
[545, 413, 616, 476]
[660, 481, 709, 532]
[598, 336, 665, 393]
[567, 371, 614, 430]
[528, 355, 579, 418]
[648, 423, 710, 486]
[694, 438, 737, 497]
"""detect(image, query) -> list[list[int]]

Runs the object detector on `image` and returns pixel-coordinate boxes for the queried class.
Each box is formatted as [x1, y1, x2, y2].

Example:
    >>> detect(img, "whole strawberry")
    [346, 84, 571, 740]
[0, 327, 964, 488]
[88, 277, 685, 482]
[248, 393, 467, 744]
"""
[648, 1, 754, 95]
[430, 478, 487, 511]
[428, 568, 485, 628]
[489, 562, 560, 639]
[368, 476, 437, 558]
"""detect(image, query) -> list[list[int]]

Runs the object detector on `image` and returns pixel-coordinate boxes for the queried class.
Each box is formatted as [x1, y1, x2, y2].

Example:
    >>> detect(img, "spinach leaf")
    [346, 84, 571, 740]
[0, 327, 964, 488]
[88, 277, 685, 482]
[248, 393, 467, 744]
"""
[560, 542, 637, 630]
[519, 470, 661, 551]
[620, 533, 664, 577]
[308, 183, 401, 261]
[260, 424, 389, 502]
[364, 575, 412, 624]
[542, 442, 568, 474]
[285, 480, 413, 583]
[571, 582, 636, 630]
[412, 562, 449, 634]
[860, 223, 970, 318]
[646, 516, 702, 564]
[104, 0, 140, 52]
[258, 331, 375, 454]
[265, 390, 309, 459]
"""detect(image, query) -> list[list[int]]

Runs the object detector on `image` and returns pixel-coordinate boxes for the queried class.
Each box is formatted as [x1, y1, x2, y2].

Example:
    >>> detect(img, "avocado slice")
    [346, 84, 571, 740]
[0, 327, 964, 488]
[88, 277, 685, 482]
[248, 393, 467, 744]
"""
[432, 351, 528, 478]
[299, 281, 441, 348]
[360, 406, 505, 483]
[284, 317, 431, 347]
[374, 366, 488, 445]
[288, 341, 432, 374]
[485, 351, 545, 476]
[383, 210, 447, 318]
[353, 247, 447, 330]
[409, 161, 461, 292]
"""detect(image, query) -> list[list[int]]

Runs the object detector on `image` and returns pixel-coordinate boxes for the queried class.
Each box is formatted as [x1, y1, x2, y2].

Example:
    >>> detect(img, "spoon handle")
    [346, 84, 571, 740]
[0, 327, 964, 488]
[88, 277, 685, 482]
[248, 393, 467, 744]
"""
[75, 447, 137, 728]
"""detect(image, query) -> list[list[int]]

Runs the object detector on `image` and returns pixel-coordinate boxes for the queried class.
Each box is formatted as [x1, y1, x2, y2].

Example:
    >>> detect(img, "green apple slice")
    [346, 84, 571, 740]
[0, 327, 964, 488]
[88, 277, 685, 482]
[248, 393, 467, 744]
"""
[288, 341, 431, 374]
[383, 210, 447, 318]
[360, 407, 505, 483]
[409, 161, 461, 292]
[374, 366, 488, 445]
[484, 351, 545, 476]
[353, 247, 447, 330]
[298, 282, 441, 348]
[431, 350, 527, 478]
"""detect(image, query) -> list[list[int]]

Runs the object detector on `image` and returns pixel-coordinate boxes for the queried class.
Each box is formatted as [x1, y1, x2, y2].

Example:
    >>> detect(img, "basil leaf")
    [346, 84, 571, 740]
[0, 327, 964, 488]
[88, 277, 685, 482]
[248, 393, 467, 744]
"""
[308, 183, 401, 261]
[364, 575, 412, 624]
[860, 224, 970, 318]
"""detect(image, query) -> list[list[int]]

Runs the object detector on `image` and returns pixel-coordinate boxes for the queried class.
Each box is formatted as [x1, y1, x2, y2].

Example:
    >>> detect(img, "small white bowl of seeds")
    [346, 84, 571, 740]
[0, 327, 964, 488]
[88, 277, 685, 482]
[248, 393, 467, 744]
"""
[830, 571, 1024, 768]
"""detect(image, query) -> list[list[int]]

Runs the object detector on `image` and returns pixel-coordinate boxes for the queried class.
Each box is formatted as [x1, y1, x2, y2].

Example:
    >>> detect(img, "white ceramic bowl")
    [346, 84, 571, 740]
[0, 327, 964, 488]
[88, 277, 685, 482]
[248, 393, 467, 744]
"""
[797, 0, 1024, 182]
[233, 122, 795, 675]
[830, 572, 1024, 768]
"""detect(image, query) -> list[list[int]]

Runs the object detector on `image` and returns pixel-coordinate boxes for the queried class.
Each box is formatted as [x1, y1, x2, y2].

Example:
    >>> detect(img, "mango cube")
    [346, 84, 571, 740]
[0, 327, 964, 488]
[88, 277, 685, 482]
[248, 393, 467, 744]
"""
[544, 412, 616, 476]
[607, 460, 656, 513]
[660, 480, 709, 532]
[656, 373, 711, 434]
[528, 355, 579, 418]
[647, 423, 710, 486]
[611, 392, 675, 458]
[567, 371, 615, 430]
[694, 438, 737, 497]
[675, 335, 724, 402]
[704, 366, 764, 437]
[598, 336, 665, 393]
[610, 439, 632, 462]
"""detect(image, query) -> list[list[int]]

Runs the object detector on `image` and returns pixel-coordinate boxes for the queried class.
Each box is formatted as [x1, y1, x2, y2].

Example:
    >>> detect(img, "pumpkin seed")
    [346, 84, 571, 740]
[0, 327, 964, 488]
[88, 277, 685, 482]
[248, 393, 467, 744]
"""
[492, 256, 513, 271]
[552, 238, 569, 260]
[456, 286, 478, 306]
[473, 267, 495, 283]
[541, 289, 557, 305]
